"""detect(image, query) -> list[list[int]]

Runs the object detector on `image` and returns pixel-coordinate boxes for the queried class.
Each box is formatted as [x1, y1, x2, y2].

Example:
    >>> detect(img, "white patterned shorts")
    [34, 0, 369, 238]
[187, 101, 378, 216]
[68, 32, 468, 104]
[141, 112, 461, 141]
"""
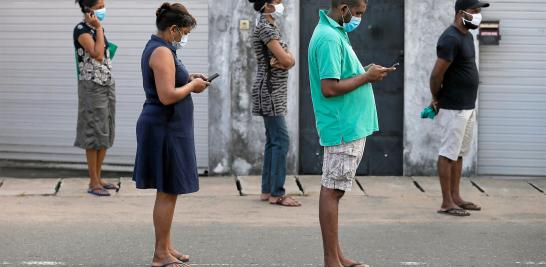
[438, 109, 475, 161]
[321, 138, 366, 192]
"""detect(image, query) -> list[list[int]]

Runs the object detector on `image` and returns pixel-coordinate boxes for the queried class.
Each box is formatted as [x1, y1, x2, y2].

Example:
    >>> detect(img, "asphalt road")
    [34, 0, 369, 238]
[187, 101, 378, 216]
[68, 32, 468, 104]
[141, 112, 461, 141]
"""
[0, 222, 545, 266]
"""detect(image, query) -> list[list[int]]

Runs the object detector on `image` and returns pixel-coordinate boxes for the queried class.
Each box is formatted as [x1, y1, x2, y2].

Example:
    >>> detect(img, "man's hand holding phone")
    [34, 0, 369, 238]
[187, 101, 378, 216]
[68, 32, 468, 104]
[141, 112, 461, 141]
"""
[364, 63, 396, 82]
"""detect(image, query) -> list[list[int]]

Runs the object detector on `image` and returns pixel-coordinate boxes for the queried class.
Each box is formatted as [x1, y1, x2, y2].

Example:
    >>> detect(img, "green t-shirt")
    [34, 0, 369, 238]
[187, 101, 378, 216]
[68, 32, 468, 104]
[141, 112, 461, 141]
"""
[307, 10, 379, 147]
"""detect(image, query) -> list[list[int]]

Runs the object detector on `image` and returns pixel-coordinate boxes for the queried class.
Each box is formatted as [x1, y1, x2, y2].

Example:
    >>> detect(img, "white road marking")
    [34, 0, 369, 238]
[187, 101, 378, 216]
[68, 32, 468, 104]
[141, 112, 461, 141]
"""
[21, 262, 65, 266]
[400, 262, 427, 266]
[191, 265, 317, 266]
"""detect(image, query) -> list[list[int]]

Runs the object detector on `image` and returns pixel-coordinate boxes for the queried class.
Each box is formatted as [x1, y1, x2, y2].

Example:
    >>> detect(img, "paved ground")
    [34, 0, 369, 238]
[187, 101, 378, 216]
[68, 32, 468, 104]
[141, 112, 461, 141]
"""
[0, 176, 545, 266]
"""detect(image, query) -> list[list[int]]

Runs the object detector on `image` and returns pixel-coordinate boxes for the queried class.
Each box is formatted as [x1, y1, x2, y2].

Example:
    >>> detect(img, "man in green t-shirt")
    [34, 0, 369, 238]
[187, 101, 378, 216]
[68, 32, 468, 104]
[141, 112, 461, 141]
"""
[307, 0, 395, 266]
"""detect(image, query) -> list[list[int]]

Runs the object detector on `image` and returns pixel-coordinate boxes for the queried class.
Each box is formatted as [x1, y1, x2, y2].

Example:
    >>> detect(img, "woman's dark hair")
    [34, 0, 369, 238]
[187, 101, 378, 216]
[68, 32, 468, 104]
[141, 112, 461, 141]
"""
[75, 0, 99, 13]
[156, 2, 197, 31]
[248, 0, 274, 13]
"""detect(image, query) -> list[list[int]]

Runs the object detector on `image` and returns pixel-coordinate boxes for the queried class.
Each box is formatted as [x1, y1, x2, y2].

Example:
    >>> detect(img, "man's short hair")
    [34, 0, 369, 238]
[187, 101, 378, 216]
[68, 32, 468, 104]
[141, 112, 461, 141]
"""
[331, 0, 367, 8]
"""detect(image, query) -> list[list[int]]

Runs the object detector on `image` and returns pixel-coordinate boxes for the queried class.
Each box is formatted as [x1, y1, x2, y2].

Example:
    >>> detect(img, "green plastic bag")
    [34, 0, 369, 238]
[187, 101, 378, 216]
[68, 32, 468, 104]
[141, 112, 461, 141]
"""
[108, 42, 118, 60]
[420, 106, 437, 120]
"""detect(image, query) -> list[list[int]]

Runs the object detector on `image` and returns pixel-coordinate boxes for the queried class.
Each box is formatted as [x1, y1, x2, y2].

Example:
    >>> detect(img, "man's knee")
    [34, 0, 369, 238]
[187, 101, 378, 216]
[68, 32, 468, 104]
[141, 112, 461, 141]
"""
[439, 155, 454, 163]
[321, 186, 345, 199]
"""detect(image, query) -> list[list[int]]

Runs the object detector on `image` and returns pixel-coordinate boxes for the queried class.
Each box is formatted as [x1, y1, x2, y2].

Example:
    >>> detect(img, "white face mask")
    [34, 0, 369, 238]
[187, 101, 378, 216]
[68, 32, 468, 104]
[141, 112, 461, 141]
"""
[172, 27, 188, 50]
[180, 34, 189, 47]
[262, 3, 285, 19]
[462, 11, 482, 29]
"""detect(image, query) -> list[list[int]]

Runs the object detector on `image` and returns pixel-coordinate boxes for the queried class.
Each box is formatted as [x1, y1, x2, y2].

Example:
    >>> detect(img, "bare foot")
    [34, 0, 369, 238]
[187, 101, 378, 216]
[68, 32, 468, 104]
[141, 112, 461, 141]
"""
[260, 193, 271, 201]
[269, 195, 301, 207]
[169, 247, 190, 262]
[440, 202, 461, 211]
[152, 251, 188, 267]
[324, 259, 344, 267]
[97, 179, 118, 190]
[340, 258, 369, 267]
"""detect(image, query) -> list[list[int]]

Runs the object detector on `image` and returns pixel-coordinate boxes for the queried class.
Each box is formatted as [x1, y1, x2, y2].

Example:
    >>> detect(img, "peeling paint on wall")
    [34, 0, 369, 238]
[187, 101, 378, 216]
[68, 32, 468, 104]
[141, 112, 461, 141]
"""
[208, 0, 300, 175]
[404, 0, 478, 176]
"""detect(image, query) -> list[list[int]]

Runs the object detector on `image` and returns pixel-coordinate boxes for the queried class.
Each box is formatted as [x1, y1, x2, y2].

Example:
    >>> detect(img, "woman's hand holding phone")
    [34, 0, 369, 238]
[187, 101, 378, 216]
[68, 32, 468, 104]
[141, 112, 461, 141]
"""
[84, 9, 101, 29]
[190, 78, 210, 94]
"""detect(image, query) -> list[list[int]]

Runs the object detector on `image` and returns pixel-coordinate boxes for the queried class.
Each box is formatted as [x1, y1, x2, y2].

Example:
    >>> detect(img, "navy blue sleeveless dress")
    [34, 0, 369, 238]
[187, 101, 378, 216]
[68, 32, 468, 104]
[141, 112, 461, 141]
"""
[133, 35, 199, 195]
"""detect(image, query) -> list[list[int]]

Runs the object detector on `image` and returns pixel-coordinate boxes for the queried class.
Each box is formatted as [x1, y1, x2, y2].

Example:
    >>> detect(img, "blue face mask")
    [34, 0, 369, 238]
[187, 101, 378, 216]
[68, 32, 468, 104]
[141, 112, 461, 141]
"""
[343, 9, 362, 33]
[94, 8, 106, 21]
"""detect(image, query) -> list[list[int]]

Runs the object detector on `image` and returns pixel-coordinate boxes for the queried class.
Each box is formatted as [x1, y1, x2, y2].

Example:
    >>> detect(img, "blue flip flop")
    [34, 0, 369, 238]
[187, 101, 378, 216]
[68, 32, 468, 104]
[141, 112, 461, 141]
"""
[87, 187, 111, 197]
[102, 183, 119, 190]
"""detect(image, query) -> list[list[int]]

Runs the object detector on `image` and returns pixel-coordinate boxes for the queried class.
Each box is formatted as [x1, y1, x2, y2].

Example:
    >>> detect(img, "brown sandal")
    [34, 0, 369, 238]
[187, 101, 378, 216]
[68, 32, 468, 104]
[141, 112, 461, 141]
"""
[270, 196, 301, 207]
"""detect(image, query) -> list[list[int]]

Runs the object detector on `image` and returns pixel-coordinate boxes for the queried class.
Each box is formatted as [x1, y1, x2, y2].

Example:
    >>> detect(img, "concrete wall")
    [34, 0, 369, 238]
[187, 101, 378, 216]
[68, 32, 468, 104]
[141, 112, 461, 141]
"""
[404, 0, 479, 176]
[208, 0, 300, 175]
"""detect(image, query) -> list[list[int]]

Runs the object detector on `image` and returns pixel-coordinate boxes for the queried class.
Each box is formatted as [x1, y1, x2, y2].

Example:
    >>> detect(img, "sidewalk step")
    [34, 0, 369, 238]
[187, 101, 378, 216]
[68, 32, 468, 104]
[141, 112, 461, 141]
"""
[412, 176, 485, 198]
[115, 177, 155, 197]
[295, 176, 365, 196]
[0, 178, 60, 196]
[472, 177, 543, 197]
[237, 176, 302, 196]
[356, 176, 423, 198]
[56, 178, 120, 197]
[527, 178, 546, 195]
[195, 177, 240, 196]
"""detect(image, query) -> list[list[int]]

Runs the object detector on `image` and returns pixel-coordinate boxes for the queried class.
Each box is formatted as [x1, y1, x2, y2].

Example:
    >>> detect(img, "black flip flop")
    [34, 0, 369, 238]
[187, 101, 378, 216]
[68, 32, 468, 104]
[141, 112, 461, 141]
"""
[437, 208, 470, 217]
[459, 202, 482, 211]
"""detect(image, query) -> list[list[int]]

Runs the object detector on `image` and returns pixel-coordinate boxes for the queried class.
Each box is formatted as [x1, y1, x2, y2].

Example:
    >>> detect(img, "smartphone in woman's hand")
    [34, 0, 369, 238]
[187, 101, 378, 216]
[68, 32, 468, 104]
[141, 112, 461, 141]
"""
[207, 73, 220, 82]
[83, 7, 94, 16]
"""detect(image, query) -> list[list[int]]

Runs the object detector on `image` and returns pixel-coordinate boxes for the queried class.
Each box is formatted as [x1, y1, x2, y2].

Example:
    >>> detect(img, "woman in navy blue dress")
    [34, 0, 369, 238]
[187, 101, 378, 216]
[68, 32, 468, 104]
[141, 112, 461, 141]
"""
[133, 3, 209, 267]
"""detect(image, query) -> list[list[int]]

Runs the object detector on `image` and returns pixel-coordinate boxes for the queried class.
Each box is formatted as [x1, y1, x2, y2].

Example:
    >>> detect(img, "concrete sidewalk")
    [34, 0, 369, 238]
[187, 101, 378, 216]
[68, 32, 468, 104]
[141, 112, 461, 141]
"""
[1, 175, 545, 198]
[0, 175, 545, 225]
[1, 175, 545, 197]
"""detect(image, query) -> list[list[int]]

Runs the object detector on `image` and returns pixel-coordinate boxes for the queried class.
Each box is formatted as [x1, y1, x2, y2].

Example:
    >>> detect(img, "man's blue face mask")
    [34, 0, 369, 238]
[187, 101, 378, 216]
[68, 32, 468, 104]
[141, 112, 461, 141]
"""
[343, 8, 362, 33]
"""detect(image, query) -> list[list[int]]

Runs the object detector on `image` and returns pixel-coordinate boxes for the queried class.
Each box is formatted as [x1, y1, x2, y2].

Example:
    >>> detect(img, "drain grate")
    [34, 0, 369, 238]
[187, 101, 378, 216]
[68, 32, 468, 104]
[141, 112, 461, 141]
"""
[294, 176, 305, 195]
[234, 176, 246, 196]
[412, 179, 426, 193]
[528, 182, 545, 194]
[354, 178, 368, 196]
[116, 178, 122, 193]
[53, 179, 62, 195]
[470, 180, 489, 196]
